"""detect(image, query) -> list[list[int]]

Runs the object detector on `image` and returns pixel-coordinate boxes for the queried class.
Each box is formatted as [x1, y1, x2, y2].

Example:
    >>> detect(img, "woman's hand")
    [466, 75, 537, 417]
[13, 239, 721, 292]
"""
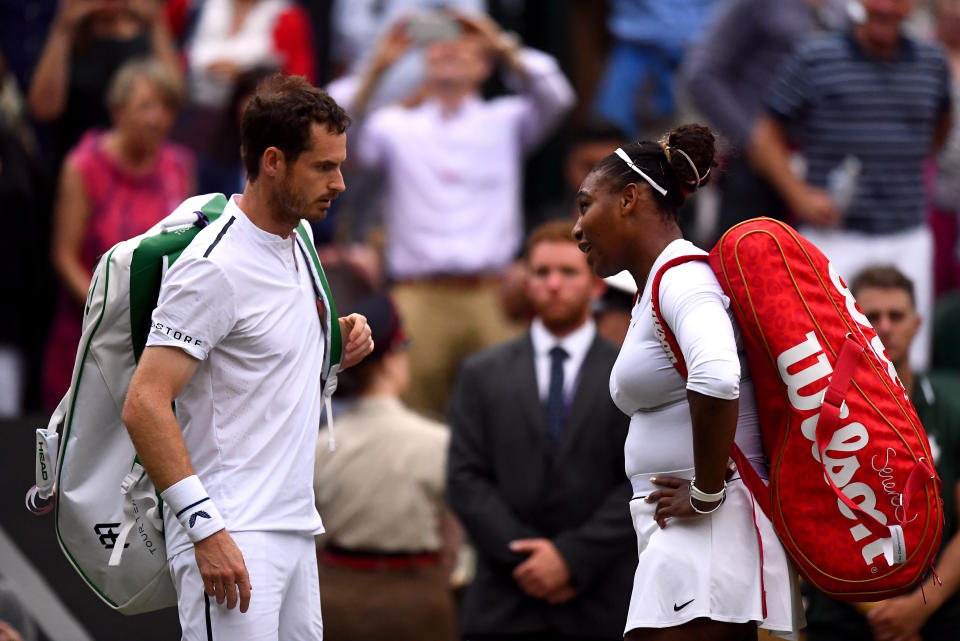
[646, 475, 703, 529]
[646, 474, 727, 528]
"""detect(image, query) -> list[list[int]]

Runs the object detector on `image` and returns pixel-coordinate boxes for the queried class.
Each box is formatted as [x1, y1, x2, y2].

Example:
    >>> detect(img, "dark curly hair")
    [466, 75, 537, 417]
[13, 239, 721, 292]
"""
[591, 124, 717, 218]
[240, 74, 351, 181]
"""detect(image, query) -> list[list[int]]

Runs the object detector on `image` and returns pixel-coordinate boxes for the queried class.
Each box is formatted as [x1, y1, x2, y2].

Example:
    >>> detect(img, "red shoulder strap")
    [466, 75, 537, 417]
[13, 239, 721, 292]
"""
[650, 255, 710, 378]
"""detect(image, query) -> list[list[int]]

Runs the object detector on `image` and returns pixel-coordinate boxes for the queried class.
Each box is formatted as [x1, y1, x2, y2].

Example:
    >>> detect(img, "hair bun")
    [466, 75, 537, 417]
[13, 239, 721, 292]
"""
[665, 124, 716, 191]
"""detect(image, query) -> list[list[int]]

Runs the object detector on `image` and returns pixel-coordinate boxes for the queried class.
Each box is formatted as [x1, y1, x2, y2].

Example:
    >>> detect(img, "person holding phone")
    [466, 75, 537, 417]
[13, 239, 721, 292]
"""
[341, 10, 576, 419]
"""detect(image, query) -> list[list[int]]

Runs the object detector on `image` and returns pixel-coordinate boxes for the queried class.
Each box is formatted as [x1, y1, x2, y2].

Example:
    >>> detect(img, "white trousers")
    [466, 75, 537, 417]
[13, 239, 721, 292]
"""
[799, 224, 934, 372]
[169, 531, 323, 641]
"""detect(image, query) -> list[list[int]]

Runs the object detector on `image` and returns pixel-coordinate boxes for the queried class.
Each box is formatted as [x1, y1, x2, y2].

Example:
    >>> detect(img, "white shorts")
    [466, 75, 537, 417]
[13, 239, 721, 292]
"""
[625, 480, 805, 638]
[169, 531, 323, 641]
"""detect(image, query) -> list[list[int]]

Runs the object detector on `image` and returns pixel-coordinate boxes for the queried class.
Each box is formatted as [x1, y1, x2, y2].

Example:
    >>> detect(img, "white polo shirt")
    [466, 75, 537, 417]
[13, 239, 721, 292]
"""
[148, 196, 326, 557]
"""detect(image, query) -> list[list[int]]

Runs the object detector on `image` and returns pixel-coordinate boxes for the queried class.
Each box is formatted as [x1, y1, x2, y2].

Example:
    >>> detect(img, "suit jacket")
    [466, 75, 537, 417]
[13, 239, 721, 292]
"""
[447, 331, 636, 639]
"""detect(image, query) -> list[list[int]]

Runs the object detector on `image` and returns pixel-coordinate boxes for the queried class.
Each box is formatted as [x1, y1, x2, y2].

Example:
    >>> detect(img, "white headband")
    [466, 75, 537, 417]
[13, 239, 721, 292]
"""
[669, 146, 710, 188]
[614, 148, 667, 197]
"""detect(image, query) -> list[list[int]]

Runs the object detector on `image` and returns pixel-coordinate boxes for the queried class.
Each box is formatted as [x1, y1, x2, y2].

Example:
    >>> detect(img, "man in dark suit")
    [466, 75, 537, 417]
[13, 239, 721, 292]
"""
[447, 220, 636, 641]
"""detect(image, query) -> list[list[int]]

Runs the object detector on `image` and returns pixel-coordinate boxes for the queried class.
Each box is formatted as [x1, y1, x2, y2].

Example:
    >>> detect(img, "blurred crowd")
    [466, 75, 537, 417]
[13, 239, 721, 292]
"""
[1, 0, 960, 639]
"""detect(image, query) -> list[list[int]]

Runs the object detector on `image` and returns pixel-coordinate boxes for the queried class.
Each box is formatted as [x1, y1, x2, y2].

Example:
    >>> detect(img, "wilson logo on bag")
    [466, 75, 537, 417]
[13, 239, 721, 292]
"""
[651, 218, 942, 601]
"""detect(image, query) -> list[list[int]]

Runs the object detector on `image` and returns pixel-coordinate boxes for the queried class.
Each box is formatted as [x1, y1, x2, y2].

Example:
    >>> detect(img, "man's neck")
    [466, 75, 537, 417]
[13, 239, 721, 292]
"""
[238, 181, 298, 238]
[427, 83, 476, 115]
[854, 25, 902, 60]
[540, 313, 591, 340]
[897, 360, 915, 397]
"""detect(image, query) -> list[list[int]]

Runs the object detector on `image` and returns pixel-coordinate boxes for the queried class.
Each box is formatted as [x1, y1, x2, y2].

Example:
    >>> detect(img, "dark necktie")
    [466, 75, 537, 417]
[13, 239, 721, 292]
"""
[547, 346, 570, 446]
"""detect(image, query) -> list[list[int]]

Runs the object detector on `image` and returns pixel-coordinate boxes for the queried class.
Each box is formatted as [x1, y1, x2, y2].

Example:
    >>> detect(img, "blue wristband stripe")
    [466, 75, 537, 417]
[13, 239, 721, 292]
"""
[176, 496, 210, 518]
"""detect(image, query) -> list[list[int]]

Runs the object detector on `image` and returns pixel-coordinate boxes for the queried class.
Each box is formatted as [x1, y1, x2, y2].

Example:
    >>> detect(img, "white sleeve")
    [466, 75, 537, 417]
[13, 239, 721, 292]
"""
[659, 262, 740, 400]
[147, 256, 236, 360]
[354, 110, 390, 170]
[506, 48, 576, 152]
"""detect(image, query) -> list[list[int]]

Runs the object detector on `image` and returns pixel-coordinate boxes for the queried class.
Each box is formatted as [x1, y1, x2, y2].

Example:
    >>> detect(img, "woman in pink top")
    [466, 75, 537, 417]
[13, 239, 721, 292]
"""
[44, 58, 194, 409]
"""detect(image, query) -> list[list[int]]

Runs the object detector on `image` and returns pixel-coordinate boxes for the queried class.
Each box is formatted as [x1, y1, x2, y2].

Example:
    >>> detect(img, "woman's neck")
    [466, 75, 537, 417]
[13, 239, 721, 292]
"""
[626, 221, 683, 293]
[104, 130, 159, 172]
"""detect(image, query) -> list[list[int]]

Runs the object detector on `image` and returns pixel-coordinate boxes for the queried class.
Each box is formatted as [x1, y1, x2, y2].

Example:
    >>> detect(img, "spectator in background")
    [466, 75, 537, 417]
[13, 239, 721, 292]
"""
[591, 0, 719, 140]
[536, 122, 626, 227]
[328, 0, 484, 109]
[313, 292, 460, 641]
[28, 0, 179, 167]
[933, 0, 960, 294]
[804, 266, 960, 641]
[43, 58, 193, 409]
[197, 65, 274, 195]
[0, 48, 49, 417]
[349, 10, 574, 418]
[682, 0, 846, 240]
[447, 220, 635, 641]
[749, 0, 952, 371]
[166, 0, 315, 180]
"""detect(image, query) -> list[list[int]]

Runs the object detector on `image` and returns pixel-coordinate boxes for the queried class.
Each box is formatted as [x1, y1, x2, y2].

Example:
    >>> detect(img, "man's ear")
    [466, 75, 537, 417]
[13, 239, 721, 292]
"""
[260, 146, 285, 179]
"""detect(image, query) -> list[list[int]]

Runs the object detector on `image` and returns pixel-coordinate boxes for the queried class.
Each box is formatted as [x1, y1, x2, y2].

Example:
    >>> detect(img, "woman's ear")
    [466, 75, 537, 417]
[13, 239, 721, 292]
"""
[619, 182, 638, 215]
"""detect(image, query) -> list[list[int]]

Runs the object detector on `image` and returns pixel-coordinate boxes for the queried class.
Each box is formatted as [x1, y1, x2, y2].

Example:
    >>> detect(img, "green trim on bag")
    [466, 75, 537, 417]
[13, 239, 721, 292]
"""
[129, 195, 227, 361]
[55, 245, 120, 607]
[296, 223, 342, 368]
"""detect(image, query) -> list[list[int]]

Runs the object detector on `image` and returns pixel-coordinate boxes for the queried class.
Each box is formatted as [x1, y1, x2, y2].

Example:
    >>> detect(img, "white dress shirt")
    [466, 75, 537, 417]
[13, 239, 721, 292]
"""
[530, 317, 596, 404]
[355, 47, 575, 279]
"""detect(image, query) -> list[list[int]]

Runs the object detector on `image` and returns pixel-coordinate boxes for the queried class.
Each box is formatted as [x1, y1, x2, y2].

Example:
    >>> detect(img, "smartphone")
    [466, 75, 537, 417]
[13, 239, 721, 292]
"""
[406, 10, 462, 45]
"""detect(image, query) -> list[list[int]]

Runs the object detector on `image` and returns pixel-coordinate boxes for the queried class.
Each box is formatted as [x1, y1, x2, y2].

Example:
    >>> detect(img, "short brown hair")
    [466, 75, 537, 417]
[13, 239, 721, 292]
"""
[525, 219, 577, 257]
[240, 74, 351, 181]
[850, 265, 916, 309]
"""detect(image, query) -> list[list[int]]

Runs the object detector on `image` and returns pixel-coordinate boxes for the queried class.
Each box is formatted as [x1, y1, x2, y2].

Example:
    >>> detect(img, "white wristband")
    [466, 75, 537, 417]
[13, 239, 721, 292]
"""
[160, 475, 226, 543]
[689, 477, 726, 503]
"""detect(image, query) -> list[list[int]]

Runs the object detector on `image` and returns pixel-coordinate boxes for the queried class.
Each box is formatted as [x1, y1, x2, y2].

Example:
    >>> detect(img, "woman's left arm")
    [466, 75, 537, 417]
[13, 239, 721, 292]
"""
[647, 392, 738, 527]
[647, 264, 742, 525]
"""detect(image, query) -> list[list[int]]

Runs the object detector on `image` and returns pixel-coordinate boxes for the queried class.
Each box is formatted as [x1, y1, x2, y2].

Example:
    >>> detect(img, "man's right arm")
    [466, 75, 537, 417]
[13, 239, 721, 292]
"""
[122, 345, 252, 612]
[122, 345, 198, 491]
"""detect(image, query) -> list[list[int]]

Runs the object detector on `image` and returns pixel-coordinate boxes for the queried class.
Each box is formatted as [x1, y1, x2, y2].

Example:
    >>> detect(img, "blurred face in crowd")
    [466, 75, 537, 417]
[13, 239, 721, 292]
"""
[113, 75, 177, 153]
[856, 286, 920, 368]
[573, 171, 637, 279]
[273, 122, 346, 223]
[858, 0, 916, 52]
[566, 139, 623, 194]
[526, 240, 602, 335]
[425, 34, 493, 91]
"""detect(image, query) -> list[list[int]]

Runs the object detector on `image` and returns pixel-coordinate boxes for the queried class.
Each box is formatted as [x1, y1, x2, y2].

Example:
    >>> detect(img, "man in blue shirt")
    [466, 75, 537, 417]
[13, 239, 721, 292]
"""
[748, 0, 953, 371]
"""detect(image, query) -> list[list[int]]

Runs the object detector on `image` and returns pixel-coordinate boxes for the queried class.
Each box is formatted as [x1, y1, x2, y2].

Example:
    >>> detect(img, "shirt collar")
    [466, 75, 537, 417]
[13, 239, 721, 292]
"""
[421, 93, 483, 119]
[530, 316, 596, 362]
[228, 194, 297, 248]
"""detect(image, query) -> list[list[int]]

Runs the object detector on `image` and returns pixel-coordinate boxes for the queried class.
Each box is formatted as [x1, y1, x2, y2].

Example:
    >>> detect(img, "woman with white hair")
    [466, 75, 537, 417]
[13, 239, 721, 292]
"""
[43, 58, 194, 409]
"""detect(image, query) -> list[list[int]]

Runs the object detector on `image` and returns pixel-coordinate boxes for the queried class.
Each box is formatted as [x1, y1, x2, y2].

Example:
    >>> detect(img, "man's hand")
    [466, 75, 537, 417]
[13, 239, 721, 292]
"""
[789, 184, 840, 227]
[866, 592, 929, 641]
[509, 538, 573, 601]
[370, 21, 413, 74]
[55, 0, 109, 34]
[0, 622, 23, 641]
[194, 530, 252, 613]
[338, 313, 374, 369]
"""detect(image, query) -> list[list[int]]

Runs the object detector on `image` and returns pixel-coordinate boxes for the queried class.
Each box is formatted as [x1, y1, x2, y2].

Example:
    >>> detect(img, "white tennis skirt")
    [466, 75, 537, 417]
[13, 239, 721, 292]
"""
[625, 479, 805, 638]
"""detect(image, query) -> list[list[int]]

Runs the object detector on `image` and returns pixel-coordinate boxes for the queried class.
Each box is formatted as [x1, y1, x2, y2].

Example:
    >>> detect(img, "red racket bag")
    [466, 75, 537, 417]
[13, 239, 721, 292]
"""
[651, 217, 943, 601]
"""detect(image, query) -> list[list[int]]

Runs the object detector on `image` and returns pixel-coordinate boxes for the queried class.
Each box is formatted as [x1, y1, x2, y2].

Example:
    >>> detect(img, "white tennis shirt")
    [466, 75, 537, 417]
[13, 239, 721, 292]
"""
[610, 239, 765, 496]
[148, 196, 326, 557]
